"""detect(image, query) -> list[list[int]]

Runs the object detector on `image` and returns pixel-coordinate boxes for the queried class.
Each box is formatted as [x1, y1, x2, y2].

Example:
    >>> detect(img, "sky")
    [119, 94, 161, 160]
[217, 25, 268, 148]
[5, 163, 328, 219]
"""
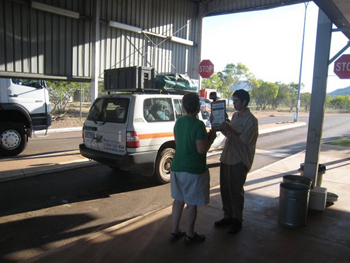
[201, 2, 350, 93]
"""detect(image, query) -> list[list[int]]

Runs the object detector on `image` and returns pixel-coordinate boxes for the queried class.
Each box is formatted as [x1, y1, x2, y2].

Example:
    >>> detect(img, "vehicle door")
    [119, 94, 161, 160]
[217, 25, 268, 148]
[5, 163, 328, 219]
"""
[134, 97, 177, 152]
[83, 97, 129, 155]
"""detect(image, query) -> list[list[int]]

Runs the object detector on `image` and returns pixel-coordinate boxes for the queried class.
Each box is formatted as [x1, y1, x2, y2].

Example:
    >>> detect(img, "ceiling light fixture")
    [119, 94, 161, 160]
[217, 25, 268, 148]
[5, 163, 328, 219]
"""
[31, 1, 80, 19]
[108, 21, 142, 34]
[170, 36, 194, 46]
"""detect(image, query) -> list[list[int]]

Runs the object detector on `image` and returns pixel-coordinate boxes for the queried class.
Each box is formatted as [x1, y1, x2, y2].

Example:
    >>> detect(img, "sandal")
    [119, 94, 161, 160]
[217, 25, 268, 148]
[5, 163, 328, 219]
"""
[170, 230, 186, 241]
[184, 232, 205, 243]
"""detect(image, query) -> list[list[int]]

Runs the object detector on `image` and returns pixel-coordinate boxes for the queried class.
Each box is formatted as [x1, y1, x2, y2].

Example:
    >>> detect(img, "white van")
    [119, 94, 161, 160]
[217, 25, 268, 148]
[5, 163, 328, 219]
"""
[79, 92, 225, 184]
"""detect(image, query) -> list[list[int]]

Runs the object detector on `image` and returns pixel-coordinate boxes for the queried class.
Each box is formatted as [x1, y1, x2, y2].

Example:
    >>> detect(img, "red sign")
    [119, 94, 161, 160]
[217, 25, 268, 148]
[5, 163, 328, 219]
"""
[334, 54, 350, 79]
[199, 59, 214, 78]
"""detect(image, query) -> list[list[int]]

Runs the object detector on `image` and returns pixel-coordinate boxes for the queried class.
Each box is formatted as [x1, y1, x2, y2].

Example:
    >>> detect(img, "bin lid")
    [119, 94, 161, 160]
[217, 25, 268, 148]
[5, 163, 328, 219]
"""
[280, 182, 310, 191]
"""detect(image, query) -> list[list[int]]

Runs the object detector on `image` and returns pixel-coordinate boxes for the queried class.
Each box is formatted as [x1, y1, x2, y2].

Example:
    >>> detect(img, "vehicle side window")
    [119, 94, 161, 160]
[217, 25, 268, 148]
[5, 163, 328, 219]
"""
[143, 98, 174, 122]
[174, 99, 183, 120]
[87, 98, 129, 123]
[200, 99, 211, 120]
[87, 98, 103, 121]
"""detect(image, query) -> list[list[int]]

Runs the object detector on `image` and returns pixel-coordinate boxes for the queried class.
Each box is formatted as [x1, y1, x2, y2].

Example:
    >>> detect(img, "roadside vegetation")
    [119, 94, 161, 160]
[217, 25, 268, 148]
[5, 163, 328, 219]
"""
[202, 62, 350, 113]
[47, 62, 350, 120]
[326, 137, 350, 147]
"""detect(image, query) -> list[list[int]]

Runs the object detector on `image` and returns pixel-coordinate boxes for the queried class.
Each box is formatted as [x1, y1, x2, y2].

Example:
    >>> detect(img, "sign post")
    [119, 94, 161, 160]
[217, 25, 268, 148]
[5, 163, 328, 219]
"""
[334, 54, 350, 79]
[199, 60, 214, 78]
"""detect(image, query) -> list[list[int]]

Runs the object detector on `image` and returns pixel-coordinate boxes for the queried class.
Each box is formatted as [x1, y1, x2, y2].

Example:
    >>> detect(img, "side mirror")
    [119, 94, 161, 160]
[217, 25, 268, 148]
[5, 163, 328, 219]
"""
[209, 92, 217, 101]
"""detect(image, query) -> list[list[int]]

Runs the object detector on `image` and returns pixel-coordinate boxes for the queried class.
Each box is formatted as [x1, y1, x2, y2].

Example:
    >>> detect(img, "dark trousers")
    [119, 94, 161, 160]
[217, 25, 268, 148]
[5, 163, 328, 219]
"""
[220, 162, 248, 222]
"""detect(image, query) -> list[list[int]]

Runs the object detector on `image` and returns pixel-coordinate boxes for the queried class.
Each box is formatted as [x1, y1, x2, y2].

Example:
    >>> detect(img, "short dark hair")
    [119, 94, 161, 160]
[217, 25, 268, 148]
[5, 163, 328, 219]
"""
[183, 92, 200, 114]
[233, 89, 250, 106]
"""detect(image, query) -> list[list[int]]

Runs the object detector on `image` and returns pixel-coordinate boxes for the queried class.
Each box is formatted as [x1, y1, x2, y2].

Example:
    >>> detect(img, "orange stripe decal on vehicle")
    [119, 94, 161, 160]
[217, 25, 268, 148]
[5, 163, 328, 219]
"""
[139, 132, 174, 140]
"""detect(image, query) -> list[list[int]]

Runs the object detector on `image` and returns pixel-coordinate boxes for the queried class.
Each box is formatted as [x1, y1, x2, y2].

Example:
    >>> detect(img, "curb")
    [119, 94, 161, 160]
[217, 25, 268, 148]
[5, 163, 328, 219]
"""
[35, 127, 82, 135]
[0, 159, 98, 183]
[259, 122, 306, 136]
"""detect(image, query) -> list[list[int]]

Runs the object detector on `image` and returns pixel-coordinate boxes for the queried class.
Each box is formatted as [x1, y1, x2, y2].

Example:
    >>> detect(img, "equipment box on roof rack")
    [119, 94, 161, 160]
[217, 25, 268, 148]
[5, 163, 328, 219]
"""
[104, 66, 155, 92]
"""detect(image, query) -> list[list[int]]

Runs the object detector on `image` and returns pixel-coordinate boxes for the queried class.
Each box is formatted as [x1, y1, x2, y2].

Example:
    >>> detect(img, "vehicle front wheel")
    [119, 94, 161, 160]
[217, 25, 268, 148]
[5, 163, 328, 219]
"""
[0, 122, 28, 156]
[155, 147, 175, 184]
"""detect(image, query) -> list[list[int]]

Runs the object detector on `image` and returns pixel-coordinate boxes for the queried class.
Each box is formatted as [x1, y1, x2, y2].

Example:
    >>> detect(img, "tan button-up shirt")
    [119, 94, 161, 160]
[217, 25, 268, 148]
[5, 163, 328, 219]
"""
[220, 108, 258, 171]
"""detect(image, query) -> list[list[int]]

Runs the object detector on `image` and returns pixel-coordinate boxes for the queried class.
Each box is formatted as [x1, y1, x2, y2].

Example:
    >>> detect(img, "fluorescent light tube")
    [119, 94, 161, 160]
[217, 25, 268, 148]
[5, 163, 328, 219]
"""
[170, 36, 194, 46]
[108, 21, 142, 34]
[142, 31, 168, 39]
[32, 1, 80, 19]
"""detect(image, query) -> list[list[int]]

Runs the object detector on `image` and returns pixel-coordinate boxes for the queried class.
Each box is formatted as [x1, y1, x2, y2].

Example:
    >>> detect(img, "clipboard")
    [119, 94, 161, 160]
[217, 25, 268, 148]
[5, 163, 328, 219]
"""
[211, 100, 226, 130]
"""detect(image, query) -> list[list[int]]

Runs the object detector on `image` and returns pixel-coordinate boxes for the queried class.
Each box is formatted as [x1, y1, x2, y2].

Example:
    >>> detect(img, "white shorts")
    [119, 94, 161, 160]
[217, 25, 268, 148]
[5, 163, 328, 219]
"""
[170, 170, 210, 206]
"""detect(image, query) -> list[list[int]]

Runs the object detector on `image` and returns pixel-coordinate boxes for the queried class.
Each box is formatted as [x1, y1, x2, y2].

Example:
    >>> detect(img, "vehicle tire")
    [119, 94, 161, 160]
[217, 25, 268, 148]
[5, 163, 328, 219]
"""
[0, 122, 28, 156]
[155, 147, 175, 184]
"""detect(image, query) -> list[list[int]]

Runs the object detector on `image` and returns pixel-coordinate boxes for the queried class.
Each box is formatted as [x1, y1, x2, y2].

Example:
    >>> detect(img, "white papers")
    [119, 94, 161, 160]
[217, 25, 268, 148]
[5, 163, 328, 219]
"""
[211, 100, 226, 129]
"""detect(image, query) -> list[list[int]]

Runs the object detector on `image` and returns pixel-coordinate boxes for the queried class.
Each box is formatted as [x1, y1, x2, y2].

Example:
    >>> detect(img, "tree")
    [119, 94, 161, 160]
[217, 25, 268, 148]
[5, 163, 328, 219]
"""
[288, 82, 300, 111]
[329, 95, 350, 110]
[201, 73, 222, 90]
[47, 81, 82, 114]
[271, 82, 291, 110]
[300, 92, 311, 111]
[251, 80, 278, 110]
[218, 63, 253, 99]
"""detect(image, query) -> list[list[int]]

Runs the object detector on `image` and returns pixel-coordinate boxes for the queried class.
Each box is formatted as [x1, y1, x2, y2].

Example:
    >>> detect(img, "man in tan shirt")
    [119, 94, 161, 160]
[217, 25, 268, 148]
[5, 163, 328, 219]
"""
[214, 89, 258, 234]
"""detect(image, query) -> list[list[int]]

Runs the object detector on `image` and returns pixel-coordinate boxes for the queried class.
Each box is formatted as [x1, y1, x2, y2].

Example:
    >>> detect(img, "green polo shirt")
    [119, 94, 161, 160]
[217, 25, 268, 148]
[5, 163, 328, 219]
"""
[171, 116, 208, 174]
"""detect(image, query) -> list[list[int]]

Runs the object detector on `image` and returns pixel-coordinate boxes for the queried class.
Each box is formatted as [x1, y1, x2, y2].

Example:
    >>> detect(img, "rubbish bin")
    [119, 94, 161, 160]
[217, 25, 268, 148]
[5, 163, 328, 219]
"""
[283, 175, 312, 189]
[299, 163, 326, 187]
[278, 183, 310, 228]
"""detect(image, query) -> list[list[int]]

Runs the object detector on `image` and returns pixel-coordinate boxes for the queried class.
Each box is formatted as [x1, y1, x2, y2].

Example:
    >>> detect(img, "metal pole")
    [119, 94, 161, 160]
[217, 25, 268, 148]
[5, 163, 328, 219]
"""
[294, 2, 309, 122]
[80, 83, 82, 120]
[197, 2, 204, 91]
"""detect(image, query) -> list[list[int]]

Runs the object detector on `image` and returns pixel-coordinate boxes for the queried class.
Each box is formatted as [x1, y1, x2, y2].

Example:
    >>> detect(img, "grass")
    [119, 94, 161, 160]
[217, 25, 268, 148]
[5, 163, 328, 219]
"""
[327, 137, 350, 147]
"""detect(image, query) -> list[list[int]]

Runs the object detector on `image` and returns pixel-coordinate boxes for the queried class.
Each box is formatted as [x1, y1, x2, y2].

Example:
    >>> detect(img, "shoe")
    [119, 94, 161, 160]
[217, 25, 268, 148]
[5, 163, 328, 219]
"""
[228, 219, 242, 234]
[184, 232, 206, 243]
[170, 230, 186, 241]
[214, 217, 234, 227]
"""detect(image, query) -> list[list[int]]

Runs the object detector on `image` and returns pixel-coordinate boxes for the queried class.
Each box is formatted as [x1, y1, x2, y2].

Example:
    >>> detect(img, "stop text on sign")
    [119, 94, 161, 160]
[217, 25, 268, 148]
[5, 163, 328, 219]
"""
[334, 54, 350, 79]
[198, 59, 214, 78]
[199, 65, 213, 73]
[335, 62, 350, 72]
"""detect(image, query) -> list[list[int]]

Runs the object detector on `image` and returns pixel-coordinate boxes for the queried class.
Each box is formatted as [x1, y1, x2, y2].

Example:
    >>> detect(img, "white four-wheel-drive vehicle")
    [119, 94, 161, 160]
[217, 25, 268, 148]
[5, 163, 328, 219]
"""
[79, 67, 225, 184]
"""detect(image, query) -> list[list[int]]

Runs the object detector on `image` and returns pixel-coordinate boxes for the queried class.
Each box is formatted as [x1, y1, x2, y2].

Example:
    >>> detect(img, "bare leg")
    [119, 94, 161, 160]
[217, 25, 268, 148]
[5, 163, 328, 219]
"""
[185, 204, 197, 237]
[172, 199, 185, 233]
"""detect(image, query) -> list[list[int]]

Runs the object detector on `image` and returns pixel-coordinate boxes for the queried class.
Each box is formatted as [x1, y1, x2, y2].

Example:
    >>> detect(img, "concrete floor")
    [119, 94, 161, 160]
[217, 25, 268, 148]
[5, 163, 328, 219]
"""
[22, 143, 350, 263]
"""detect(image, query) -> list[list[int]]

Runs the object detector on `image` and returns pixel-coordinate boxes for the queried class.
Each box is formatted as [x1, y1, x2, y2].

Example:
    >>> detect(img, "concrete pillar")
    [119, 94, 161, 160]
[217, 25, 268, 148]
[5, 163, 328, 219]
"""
[303, 9, 332, 187]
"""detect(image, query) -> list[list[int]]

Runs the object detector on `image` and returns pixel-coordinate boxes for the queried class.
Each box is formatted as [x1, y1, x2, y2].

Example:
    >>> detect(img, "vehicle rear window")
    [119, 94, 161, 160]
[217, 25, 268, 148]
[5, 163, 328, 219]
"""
[87, 98, 129, 123]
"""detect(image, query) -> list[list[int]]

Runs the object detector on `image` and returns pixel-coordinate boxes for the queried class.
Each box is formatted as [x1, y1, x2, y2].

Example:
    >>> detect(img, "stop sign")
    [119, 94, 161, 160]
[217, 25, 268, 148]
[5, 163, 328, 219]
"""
[334, 54, 350, 79]
[199, 59, 214, 78]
